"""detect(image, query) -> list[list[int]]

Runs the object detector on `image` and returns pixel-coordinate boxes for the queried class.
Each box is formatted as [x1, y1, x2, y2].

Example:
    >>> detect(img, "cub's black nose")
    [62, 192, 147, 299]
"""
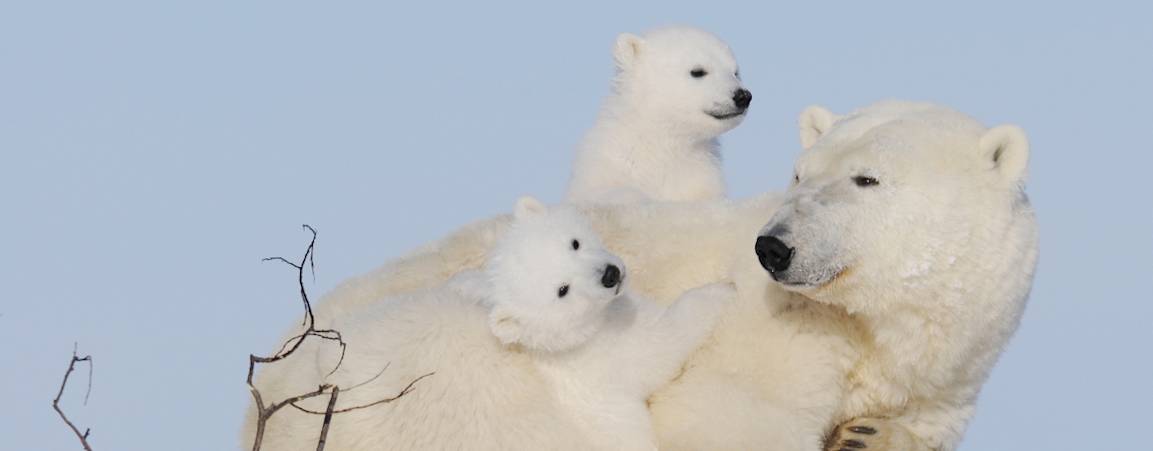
[733, 88, 752, 110]
[601, 264, 621, 288]
[755, 235, 793, 274]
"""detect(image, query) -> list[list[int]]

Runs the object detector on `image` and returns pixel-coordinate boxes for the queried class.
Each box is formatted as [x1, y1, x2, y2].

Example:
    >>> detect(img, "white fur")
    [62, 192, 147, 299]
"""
[491, 199, 730, 450]
[254, 101, 1037, 451]
[799, 105, 840, 150]
[766, 101, 1038, 450]
[243, 198, 728, 450]
[567, 27, 749, 204]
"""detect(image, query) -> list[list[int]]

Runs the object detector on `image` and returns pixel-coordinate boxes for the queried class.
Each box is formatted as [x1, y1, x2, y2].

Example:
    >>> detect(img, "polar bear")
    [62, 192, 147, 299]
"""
[752, 101, 1038, 451]
[244, 197, 729, 451]
[566, 26, 751, 204]
[294, 101, 1037, 450]
[487, 197, 731, 450]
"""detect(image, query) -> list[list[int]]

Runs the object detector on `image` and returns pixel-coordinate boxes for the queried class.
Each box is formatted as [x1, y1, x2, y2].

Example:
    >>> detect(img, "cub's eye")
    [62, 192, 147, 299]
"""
[793, 173, 800, 184]
[690, 68, 708, 78]
[571, 239, 580, 251]
[852, 176, 879, 187]
[735, 70, 741, 80]
[558, 285, 570, 298]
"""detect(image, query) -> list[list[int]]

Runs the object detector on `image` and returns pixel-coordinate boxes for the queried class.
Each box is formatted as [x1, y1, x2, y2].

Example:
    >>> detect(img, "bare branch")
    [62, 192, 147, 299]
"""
[289, 372, 434, 415]
[303, 224, 317, 285]
[261, 256, 301, 269]
[341, 362, 391, 392]
[247, 225, 431, 451]
[266, 384, 335, 418]
[315, 386, 340, 451]
[52, 344, 94, 451]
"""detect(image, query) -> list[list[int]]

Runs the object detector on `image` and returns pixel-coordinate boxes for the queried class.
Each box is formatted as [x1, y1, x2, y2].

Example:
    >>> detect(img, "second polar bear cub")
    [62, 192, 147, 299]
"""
[488, 197, 732, 450]
[567, 27, 751, 204]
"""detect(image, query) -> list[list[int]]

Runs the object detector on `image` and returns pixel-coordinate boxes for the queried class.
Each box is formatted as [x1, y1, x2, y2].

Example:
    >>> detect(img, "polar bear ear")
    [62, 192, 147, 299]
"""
[613, 33, 644, 70]
[514, 196, 546, 220]
[980, 125, 1030, 183]
[489, 307, 524, 345]
[799, 105, 839, 150]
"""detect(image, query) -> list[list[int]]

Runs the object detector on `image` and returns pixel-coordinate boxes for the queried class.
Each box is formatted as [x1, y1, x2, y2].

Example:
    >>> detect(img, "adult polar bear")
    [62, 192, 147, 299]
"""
[294, 101, 1037, 450]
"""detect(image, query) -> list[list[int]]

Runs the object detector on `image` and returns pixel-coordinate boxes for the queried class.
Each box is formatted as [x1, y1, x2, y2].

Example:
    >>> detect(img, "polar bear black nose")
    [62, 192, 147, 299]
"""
[601, 264, 621, 288]
[755, 235, 793, 274]
[733, 89, 752, 110]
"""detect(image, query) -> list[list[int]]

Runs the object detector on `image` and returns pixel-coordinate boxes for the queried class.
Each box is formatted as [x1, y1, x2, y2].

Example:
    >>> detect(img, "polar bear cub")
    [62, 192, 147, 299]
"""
[566, 26, 751, 204]
[487, 197, 732, 450]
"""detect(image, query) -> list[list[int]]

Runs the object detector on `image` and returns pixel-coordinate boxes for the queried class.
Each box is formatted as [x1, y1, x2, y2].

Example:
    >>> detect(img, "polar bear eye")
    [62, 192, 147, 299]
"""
[735, 70, 741, 80]
[571, 239, 580, 251]
[690, 67, 708, 78]
[558, 285, 570, 298]
[793, 173, 800, 184]
[852, 175, 880, 187]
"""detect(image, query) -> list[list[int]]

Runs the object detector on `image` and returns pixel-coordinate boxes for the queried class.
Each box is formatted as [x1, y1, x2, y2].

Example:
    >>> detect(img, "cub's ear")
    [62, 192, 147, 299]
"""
[980, 125, 1030, 183]
[514, 196, 546, 220]
[488, 307, 523, 345]
[613, 33, 644, 70]
[799, 105, 840, 150]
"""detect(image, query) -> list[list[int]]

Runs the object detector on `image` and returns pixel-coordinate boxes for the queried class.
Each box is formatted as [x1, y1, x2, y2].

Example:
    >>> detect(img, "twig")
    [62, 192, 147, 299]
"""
[247, 225, 431, 451]
[261, 225, 319, 328]
[248, 225, 338, 451]
[289, 372, 434, 415]
[315, 386, 340, 451]
[52, 344, 94, 451]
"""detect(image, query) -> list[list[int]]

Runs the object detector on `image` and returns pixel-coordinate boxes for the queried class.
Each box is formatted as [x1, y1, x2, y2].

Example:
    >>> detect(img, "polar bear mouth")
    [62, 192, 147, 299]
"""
[707, 110, 745, 120]
[776, 266, 847, 290]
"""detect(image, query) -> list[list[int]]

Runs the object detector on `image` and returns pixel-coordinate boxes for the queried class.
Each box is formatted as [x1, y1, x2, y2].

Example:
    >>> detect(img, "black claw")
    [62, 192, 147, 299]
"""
[839, 448, 855, 451]
[842, 439, 867, 448]
[848, 426, 877, 435]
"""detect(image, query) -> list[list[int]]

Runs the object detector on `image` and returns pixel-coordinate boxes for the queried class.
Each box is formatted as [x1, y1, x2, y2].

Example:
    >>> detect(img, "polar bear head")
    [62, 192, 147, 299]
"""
[486, 197, 626, 352]
[755, 101, 1038, 316]
[611, 26, 751, 137]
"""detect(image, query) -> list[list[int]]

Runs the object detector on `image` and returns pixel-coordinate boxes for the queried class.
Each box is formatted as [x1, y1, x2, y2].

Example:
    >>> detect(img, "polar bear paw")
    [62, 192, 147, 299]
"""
[824, 417, 925, 451]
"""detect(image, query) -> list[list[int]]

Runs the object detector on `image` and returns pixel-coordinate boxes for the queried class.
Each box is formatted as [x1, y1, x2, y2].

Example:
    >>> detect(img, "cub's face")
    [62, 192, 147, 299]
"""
[614, 27, 751, 137]
[487, 197, 625, 352]
[755, 103, 1031, 313]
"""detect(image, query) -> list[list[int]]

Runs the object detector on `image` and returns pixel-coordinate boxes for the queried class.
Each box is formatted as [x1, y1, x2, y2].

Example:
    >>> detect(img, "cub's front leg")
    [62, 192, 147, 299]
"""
[621, 282, 734, 392]
[659, 282, 734, 348]
[824, 417, 932, 451]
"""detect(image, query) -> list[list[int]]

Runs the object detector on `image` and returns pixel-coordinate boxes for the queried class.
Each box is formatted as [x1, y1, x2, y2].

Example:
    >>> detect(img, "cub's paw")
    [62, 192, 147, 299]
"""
[824, 417, 898, 451]
[670, 282, 735, 328]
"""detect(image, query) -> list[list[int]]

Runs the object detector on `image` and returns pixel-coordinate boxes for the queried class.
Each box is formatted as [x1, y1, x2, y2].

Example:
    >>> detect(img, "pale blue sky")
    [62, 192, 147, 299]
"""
[2, 1, 1150, 450]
